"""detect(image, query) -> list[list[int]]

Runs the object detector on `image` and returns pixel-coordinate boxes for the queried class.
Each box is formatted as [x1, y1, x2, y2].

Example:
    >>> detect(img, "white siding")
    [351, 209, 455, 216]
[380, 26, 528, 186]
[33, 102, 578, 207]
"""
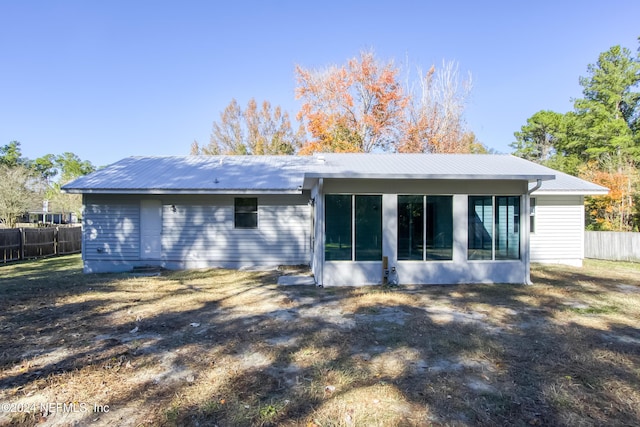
[82, 193, 311, 272]
[530, 195, 584, 266]
[161, 197, 310, 266]
[83, 196, 140, 262]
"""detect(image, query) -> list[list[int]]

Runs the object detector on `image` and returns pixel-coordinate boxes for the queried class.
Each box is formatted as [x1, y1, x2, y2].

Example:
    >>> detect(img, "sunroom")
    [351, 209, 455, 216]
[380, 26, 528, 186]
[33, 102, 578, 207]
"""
[306, 154, 555, 286]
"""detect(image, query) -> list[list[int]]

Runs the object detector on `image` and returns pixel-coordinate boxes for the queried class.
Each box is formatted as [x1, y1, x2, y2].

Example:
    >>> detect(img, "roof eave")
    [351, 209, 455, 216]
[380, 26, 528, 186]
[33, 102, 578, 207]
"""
[304, 173, 555, 181]
[62, 188, 303, 195]
[532, 189, 610, 196]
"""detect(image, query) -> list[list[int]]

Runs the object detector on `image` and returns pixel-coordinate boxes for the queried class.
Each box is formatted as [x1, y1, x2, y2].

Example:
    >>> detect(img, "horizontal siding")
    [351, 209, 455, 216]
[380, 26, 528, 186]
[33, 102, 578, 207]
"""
[82, 194, 311, 268]
[161, 196, 311, 264]
[83, 197, 140, 260]
[530, 195, 583, 262]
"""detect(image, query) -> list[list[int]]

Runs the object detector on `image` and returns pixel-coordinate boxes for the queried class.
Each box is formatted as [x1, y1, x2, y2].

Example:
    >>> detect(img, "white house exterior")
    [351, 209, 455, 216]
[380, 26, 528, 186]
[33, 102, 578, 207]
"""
[63, 154, 607, 286]
[527, 170, 607, 267]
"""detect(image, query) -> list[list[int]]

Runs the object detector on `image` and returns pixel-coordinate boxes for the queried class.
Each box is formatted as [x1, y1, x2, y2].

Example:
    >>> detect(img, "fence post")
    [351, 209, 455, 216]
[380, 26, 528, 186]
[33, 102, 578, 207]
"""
[19, 227, 25, 260]
[54, 226, 59, 256]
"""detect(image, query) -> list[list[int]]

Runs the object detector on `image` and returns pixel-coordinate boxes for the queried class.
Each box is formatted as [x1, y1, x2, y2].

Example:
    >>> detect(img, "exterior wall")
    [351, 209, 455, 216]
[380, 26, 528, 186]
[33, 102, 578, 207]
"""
[83, 195, 141, 271]
[82, 193, 311, 273]
[317, 179, 529, 286]
[81, 184, 585, 281]
[530, 194, 585, 267]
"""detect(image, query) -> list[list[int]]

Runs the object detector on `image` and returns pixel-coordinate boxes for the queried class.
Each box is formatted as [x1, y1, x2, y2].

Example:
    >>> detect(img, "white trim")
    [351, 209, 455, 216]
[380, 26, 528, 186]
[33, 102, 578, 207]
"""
[523, 195, 531, 285]
[233, 197, 259, 229]
[315, 179, 324, 285]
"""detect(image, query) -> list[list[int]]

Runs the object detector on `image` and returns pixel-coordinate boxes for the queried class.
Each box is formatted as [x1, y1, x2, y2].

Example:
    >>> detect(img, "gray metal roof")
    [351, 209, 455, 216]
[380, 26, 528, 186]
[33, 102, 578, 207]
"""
[307, 153, 555, 180]
[62, 155, 315, 194]
[530, 167, 608, 195]
[62, 154, 606, 195]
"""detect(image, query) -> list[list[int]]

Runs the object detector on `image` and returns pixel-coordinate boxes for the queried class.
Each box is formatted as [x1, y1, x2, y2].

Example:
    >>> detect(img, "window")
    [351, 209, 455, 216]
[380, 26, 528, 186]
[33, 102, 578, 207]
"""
[427, 196, 453, 260]
[355, 195, 382, 261]
[398, 195, 453, 261]
[495, 196, 520, 260]
[468, 196, 493, 260]
[234, 198, 258, 229]
[325, 194, 382, 261]
[468, 196, 520, 260]
[398, 196, 424, 260]
[325, 195, 352, 260]
[530, 197, 536, 233]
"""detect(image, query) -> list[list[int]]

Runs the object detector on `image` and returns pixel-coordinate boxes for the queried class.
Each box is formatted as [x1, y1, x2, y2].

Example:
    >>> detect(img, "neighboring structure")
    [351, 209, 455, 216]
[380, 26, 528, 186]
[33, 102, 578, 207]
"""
[21, 200, 78, 225]
[62, 154, 607, 286]
[23, 211, 77, 225]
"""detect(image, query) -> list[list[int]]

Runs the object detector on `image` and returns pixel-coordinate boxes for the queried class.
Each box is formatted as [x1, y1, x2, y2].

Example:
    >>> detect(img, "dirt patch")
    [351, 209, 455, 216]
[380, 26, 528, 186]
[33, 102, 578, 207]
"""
[616, 283, 640, 293]
[1, 256, 640, 426]
[355, 306, 409, 325]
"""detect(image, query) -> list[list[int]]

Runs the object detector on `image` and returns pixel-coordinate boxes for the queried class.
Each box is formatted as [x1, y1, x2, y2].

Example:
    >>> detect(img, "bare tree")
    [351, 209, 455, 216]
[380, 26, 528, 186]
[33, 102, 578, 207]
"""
[209, 99, 246, 155]
[244, 99, 299, 154]
[194, 98, 301, 155]
[400, 61, 475, 153]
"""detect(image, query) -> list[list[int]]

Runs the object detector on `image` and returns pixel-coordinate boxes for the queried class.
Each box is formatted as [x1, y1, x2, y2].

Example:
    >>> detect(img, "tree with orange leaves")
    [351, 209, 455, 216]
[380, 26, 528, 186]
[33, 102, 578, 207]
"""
[579, 158, 638, 231]
[296, 52, 479, 154]
[295, 51, 408, 154]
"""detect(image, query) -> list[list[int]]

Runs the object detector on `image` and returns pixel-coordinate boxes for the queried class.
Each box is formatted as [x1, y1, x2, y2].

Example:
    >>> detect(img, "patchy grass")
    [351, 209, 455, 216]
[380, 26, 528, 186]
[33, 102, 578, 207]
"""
[1, 256, 639, 426]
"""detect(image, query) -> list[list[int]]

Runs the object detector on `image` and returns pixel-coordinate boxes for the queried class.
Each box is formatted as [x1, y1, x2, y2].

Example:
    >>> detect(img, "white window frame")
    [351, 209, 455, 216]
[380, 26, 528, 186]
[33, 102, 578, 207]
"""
[529, 197, 536, 234]
[234, 197, 258, 229]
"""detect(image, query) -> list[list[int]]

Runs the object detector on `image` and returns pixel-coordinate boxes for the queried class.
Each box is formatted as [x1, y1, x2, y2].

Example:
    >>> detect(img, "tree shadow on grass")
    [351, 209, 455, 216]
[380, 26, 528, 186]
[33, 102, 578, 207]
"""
[1, 258, 640, 426]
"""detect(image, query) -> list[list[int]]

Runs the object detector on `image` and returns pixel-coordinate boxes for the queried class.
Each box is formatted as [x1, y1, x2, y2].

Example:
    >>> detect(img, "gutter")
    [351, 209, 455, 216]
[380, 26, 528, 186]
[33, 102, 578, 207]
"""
[527, 178, 543, 195]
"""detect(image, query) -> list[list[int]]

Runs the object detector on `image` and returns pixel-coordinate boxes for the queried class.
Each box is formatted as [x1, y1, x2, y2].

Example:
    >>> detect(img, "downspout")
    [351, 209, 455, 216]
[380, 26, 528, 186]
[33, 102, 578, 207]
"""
[524, 179, 542, 285]
[528, 179, 543, 195]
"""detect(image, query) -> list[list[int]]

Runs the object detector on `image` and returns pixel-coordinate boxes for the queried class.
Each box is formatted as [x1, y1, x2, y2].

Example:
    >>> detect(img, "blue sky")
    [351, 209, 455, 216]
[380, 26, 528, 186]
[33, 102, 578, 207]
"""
[1, 0, 638, 167]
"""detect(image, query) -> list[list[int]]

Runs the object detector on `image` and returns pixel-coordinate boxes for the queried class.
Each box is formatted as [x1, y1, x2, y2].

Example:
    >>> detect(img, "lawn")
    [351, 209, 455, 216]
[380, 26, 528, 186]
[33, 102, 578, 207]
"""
[1, 255, 639, 426]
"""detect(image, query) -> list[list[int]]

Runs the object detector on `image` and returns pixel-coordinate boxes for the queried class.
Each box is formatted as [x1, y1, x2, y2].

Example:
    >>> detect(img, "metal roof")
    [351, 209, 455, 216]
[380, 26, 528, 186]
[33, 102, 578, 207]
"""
[530, 168, 608, 195]
[62, 155, 314, 194]
[307, 153, 555, 180]
[62, 154, 606, 195]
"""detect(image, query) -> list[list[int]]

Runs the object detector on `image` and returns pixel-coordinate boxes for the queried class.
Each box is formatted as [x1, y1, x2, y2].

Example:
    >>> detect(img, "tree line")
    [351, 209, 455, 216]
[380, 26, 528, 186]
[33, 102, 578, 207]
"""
[511, 40, 640, 231]
[191, 51, 485, 156]
[0, 141, 95, 228]
[194, 45, 639, 231]
[6, 44, 636, 231]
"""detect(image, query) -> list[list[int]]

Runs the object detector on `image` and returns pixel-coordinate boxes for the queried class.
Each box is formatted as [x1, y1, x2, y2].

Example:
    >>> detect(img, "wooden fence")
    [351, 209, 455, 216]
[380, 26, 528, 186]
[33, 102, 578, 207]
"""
[585, 231, 640, 262]
[0, 226, 82, 263]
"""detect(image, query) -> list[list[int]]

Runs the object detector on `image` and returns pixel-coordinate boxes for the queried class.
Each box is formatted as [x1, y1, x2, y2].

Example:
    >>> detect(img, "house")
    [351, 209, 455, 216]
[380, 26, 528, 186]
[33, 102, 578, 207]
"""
[62, 154, 607, 286]
[23, 211, 77, 225]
